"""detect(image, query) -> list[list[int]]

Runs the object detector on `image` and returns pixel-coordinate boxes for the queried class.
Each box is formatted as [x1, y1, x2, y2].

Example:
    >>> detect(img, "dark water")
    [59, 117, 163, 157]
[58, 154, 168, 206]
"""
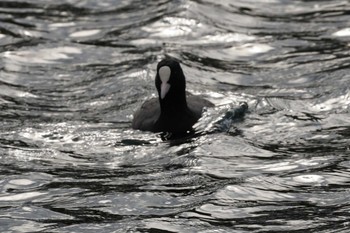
[1, 0, 350, 232]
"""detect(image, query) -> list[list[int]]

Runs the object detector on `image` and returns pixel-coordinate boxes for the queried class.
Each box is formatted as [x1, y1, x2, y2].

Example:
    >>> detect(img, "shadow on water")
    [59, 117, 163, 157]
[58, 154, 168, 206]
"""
[0, 0, 350, 232]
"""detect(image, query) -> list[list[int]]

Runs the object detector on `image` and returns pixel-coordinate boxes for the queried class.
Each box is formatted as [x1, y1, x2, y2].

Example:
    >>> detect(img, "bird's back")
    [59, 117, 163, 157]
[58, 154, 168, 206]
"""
[132, 93, 214, 133]
[132, 98, 160, 132]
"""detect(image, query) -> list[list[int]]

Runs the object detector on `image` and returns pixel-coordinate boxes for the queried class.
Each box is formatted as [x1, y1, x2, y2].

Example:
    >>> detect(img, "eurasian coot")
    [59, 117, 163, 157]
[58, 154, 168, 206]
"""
[132, 58, 214, 133]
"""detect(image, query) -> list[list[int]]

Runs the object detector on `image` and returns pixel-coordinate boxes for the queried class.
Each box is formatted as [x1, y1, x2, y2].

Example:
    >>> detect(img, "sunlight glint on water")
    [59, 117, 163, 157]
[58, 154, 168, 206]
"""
[0, 0, 350, 233]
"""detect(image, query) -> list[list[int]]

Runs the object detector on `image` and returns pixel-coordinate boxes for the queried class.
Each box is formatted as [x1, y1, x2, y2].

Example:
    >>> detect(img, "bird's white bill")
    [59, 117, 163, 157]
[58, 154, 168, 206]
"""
[159, 66, 171, 99]
[161, 83, 171, 99]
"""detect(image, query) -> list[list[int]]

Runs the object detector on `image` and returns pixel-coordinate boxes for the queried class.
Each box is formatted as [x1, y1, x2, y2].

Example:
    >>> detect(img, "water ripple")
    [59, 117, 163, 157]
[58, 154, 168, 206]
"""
[1, 0, 350, 232]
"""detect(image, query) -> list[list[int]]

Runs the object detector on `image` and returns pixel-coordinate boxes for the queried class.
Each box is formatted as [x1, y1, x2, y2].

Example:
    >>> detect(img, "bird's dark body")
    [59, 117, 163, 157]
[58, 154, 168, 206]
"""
[132, 58, 214, 133]
[132, 94, 213, 133]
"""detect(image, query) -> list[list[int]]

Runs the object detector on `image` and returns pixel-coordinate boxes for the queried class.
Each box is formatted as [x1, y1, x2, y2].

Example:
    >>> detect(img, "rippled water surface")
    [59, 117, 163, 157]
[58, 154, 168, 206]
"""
[1, 0, 350, 232]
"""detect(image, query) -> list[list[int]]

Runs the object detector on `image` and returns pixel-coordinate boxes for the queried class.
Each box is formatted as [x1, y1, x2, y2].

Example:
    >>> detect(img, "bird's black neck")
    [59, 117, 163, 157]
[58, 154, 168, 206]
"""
[159, 92, 188, 114]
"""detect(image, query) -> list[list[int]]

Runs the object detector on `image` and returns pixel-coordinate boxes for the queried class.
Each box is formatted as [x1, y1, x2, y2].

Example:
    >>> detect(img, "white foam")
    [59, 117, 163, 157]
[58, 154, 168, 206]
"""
[142, 17, 198, 38]
[203, 33, 255, 43]
[293, 175, 324, 183]
[9, 179, 34, 186]
[2, 46, 82, 66]
[49, 22, 76, 29]
[70, 29, 100, 38]
[0, 191, 44, 201]
[332, 28, 350, 37]
[259, 162, 298, 172]
[228, 43, 274, 56]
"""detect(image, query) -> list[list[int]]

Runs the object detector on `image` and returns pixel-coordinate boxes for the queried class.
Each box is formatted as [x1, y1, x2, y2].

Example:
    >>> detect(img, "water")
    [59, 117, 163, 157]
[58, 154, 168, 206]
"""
[1, 0, 350, 232]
